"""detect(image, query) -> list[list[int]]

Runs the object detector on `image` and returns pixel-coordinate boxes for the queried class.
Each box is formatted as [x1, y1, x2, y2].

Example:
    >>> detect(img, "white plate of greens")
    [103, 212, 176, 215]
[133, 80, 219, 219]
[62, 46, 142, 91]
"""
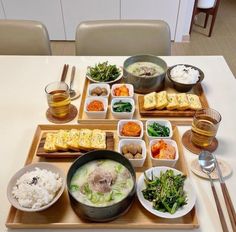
[86, 61, 123, 84]
[137, 166, 196, 219]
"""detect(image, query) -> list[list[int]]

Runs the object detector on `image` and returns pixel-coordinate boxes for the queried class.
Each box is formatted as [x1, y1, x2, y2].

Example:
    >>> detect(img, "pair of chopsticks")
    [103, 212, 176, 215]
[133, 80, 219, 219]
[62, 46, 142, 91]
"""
[60, 64, 69, 82]
[213, 154, 236, 231]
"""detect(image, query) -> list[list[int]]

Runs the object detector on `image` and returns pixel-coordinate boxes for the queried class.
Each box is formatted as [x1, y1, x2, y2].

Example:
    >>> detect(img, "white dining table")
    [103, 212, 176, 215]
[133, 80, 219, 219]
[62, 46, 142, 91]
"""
[0, 55, 235, 232]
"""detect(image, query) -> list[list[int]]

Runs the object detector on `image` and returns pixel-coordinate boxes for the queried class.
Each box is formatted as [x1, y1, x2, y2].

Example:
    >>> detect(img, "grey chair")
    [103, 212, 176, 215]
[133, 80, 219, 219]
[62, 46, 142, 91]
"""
[75, 20, 171, 56]
[0, 19, 52, 55]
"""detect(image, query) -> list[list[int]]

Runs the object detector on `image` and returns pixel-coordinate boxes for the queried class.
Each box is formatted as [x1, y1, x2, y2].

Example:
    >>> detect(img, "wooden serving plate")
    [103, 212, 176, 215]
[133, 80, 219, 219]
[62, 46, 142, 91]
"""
[138, 84, 209, 117]
[37, 132, 114, 158]
[6, 124, 199, 229]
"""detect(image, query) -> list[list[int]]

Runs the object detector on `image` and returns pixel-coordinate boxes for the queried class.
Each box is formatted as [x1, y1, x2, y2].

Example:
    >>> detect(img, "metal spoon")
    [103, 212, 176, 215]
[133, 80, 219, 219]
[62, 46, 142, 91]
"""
[199, 150, 229, 232]
[69, 66, 76, 98]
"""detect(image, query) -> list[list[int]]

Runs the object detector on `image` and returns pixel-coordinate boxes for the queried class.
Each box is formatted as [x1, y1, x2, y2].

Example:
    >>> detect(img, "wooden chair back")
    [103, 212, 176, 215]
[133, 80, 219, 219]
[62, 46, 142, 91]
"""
[75, 20, 171, 56]
[189, 0, 221, 37]
[0, 19, 52, 55]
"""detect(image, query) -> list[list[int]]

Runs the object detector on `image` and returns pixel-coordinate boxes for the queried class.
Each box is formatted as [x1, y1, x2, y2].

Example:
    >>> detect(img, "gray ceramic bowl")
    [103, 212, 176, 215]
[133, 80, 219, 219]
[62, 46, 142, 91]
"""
[7, 162, 66, 212]
[123, 55, 167, 94]
[67, 150, 136, 222]
[167, 64, 204, 92]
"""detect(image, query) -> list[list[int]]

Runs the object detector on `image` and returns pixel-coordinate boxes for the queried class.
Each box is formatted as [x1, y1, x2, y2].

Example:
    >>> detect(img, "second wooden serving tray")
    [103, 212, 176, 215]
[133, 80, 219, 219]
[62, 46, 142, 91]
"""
[6, 123, 199, 229]
[78, 78, 209, 125]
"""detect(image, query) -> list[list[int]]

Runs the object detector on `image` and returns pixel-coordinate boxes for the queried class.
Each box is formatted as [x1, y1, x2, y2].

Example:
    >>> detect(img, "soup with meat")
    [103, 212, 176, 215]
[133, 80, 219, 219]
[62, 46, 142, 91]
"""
[69, 159, 134, 207]
[127, 62, 164, 77]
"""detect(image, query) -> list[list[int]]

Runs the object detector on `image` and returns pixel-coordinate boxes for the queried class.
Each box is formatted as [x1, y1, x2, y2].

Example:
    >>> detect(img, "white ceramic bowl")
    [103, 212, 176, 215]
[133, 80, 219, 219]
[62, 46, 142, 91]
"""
[118, 139, 146, 167]
[149, 139, 179, 167]
[111, 83, 134, 98]
[111, 98, 135, 119]
[87, 83, 110, 98]
[117, 119, 143, 139]
[7, 162, 66, 212]
[86, 66, 123, 84]
[84, 97, 108, 119]
[146, 119, 173, 140]
[137, 166, 196, 219]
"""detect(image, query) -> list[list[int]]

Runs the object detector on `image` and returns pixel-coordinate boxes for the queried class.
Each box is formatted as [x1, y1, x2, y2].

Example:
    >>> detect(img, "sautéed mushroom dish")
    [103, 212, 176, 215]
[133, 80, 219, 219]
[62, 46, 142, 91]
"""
[69, 160, 134, 207]
[126, 62, 164, 77]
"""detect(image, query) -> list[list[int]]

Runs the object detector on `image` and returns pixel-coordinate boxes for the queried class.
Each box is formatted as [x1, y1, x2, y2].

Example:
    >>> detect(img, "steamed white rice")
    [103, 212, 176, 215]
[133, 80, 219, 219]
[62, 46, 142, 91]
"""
[170, 65, 200, 84]
[12, 167, 62, 209]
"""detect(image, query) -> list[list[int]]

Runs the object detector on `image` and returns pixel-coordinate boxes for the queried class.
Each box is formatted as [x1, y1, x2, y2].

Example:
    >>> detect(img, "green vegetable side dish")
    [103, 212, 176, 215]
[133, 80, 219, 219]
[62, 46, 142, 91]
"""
[113, 101, 132, 112]
[87, 61, 121, 82]
[147, 122, 170, 137]
[142, 169, 187, 214]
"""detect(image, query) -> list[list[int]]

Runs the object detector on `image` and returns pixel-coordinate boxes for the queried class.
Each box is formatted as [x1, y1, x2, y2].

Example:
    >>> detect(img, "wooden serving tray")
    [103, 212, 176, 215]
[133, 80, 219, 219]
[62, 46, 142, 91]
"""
[77, 78, 140, 124]
[138, 83, 209, 117]
[78, 78, 209, 125]
[37, 132, 114, 158]
[6, 124, 199, 229]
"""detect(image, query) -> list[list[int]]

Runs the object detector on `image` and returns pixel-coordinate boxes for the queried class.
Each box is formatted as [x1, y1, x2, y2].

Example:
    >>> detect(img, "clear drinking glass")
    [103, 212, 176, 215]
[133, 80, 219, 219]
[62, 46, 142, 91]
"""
[191, 108, 221, 147]
[45, 81, 71, 118]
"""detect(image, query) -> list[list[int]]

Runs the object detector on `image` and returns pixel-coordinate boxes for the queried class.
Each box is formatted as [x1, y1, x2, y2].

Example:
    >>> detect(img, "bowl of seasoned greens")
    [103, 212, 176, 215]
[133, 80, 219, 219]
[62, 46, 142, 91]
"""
[87, 61, 123, 84]
[111, 98, 135, 119]
[146, 119, 173, 140]
[137, 167, 196, 219]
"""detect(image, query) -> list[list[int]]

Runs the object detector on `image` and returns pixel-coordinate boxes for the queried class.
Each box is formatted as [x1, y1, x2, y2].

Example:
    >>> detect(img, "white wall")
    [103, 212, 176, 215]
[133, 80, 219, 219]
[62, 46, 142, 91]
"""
[183, 0, 195, 35]
[61, 0, 120, 40]
[2, 0, 65, 40]
[175, 0, 195, 41]
[0, 0, 195, 41]
[121, 0, 180, 41]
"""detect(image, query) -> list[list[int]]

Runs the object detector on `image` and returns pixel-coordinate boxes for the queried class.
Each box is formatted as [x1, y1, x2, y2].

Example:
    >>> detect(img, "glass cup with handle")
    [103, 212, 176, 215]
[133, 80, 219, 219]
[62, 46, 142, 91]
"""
[45, 81, 71, 118]
[191, 108, 221, 147]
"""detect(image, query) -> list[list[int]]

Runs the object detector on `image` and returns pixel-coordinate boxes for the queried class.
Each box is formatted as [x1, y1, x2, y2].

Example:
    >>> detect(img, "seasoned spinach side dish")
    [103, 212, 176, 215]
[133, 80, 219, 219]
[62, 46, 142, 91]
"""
[147, 122, 170, 137]
[142, 169, 187, 214]
[70, 159, 134, 207]
[112, 101, 132, 112]
[87, 61, 121, 82]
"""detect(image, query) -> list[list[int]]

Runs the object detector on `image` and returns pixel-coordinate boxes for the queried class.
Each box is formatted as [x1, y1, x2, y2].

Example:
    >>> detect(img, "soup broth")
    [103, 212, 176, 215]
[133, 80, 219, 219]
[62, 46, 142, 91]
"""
[127, 62, 164, 77]
[70, 159, 134, 207]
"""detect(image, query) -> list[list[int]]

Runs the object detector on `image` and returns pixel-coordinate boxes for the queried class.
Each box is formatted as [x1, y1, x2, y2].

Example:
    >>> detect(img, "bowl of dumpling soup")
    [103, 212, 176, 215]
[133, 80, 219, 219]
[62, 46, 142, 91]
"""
[67, 150, 136, 222]
[123, 55, 167, 94]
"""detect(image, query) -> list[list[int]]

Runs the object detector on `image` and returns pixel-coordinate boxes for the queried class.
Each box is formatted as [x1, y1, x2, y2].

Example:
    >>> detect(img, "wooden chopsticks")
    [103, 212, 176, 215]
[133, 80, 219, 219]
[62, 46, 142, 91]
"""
[60, 64, 69, 82]
[210, 184, 229, 232]
[212, 153, 236, 231]
[221, 183, 236, 231]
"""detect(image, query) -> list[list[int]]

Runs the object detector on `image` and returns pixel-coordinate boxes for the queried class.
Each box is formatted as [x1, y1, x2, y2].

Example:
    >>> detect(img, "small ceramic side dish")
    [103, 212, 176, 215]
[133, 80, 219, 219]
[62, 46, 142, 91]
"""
[117, 119, 143, 139]
[84, 97, 108, 119]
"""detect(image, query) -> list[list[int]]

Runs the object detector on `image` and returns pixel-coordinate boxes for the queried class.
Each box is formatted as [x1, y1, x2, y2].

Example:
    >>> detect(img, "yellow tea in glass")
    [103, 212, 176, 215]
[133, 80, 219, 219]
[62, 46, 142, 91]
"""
[45, 82, 71, 118]
[191, 108, 221, 147]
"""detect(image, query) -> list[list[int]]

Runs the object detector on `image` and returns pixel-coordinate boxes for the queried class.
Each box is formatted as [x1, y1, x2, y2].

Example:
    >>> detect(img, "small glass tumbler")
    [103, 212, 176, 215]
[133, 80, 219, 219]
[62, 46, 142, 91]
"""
[45, 81, 71, 118]
[191, 108, 221, 147]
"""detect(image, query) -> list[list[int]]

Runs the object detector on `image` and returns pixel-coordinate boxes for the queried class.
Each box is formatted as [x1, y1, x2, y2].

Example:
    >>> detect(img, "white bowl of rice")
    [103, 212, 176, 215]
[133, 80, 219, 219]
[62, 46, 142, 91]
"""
[167, 64, 204, 92]
[7, 162, 65, 212]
